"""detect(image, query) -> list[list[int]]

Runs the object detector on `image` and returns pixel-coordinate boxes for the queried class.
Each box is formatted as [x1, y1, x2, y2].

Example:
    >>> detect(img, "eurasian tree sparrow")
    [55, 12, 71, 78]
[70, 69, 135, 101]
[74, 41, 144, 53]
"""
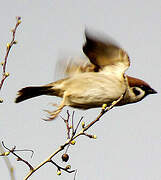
[15, 31, 157, 120]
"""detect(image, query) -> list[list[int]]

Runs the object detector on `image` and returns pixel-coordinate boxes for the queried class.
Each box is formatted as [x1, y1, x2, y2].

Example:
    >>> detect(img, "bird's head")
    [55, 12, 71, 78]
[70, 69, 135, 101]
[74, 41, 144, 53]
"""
[127, 76, 157, 103]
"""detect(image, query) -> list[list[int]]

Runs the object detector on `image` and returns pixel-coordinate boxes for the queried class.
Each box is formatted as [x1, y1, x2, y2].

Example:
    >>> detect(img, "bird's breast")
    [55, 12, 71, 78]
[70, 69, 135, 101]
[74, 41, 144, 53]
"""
[58, 72, 126, 108]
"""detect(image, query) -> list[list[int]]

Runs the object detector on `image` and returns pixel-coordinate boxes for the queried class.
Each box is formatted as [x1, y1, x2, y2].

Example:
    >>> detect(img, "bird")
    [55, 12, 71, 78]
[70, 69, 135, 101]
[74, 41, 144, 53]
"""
[15, 31, 157, 120]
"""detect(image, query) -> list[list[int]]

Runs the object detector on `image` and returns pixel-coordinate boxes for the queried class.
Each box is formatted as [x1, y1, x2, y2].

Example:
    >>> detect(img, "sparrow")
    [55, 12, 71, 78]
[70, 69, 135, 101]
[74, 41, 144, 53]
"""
[15, 31, 157, 120]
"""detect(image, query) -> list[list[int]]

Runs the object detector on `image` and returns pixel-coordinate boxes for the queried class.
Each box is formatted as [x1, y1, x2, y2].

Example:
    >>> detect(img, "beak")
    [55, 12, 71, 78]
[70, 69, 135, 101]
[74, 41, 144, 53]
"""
[148, 88, 157, 94]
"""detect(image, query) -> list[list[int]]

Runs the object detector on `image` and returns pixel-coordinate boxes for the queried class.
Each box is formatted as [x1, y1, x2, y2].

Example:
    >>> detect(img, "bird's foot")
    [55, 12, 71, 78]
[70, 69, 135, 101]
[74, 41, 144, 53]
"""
[43, 104, 65, 121]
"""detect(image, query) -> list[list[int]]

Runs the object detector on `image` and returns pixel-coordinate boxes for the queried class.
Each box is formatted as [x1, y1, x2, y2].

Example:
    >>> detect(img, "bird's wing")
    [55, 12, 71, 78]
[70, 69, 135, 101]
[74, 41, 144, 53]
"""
[65, 58, 97, 75]
[83, 31, 130, 75]
[54, 57, 97, 79]
[55, 31, 130, 77]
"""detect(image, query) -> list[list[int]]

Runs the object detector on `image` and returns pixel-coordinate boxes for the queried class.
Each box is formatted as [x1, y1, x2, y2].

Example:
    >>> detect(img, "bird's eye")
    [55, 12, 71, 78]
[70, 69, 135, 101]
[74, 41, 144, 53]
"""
[133, 87, 141, 96]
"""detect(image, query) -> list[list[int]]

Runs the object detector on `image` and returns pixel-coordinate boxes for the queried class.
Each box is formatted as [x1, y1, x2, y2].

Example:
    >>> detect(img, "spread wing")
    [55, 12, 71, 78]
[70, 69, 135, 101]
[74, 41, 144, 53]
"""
[55, 31, 130, 77]
[83, 31, 130, 75]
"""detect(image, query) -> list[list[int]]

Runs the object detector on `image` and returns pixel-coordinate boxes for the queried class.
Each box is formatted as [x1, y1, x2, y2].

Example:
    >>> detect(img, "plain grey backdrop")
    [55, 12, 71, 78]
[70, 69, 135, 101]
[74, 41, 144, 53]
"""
[0, 0, 161, 180]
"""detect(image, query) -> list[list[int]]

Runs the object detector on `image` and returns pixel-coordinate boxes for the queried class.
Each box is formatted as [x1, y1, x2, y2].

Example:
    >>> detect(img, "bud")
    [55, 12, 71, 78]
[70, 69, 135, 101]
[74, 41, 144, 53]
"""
[62, 153, 69, 162]
[57, 170, 61, 176]
[66, 165, 71, 169]
[102, 104, 107, 110]
[92, 135, 97, 139]
[4, 151, 10, 156]
[82, 121, 85, 128]
[0, 98, 3, 103]
[17, 20, 21, 24]
[5, 72, 10, 77]
[70, 140, 76, 145]
[1, 61, 4, 66]
[7, 43, 10, 49]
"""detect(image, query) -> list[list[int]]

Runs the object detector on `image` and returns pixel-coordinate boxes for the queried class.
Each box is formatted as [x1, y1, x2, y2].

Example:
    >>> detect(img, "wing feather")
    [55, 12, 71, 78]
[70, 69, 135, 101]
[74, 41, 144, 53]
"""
[83, 31, 130, 74]
[55, 31, 130, 77]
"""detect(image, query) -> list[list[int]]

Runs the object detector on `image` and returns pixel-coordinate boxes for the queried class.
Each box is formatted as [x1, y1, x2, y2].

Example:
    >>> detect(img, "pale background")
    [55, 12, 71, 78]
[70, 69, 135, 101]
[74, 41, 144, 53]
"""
[0, 0, 161, 180]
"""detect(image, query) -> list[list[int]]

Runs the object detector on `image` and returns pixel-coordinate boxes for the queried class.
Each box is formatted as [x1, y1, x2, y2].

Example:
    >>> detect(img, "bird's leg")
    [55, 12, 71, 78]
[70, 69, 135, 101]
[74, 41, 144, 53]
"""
[47, 102, 59, 107]
[44, 103, 65, 121]
[43, 92, 70, 121]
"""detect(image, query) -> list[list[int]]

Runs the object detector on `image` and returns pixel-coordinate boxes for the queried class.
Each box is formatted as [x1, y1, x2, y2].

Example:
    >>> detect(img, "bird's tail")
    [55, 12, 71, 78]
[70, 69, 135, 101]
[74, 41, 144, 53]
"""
[15, 86, 54, 103]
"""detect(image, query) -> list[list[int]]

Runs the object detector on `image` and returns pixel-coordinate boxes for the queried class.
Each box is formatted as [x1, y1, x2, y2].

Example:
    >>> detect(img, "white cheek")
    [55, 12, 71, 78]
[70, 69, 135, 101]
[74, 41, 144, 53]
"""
[128, 88, 146, 103]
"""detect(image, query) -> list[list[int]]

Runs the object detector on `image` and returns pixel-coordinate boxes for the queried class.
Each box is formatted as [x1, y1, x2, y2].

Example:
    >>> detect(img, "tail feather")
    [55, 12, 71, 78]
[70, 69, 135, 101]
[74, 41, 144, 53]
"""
[15, 86, 53, 103]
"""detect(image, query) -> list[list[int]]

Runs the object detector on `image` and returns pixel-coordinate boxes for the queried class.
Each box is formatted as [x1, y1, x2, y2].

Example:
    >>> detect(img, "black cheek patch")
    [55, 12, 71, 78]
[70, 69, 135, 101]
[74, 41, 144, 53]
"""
[133, 88, 141, 96]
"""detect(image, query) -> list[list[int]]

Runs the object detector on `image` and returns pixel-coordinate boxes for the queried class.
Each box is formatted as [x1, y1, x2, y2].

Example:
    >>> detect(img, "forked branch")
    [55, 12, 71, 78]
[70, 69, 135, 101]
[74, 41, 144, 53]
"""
[0, 16, 22, 180]
[1, 94, 124, 180]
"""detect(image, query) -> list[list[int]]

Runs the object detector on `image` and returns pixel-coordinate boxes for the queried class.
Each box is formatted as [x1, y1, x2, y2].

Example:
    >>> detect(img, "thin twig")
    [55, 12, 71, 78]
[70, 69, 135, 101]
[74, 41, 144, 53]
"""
[60, 110, 71, 139]
[24, 142, 71, 180]
[71, 111, 75, 135]
[0, 16, 21, 93]
[73, 116, 84, 136]
[50, 159, 75, 173]
[14, 149, 34, 158]
[2, 142, 34, 171]
[65, 144, 70, 154]
[74, 169, 77, 180]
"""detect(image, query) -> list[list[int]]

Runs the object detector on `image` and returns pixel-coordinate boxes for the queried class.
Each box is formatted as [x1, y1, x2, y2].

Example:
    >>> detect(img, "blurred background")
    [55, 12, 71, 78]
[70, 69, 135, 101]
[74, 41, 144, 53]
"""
[0, 0, 161, 180]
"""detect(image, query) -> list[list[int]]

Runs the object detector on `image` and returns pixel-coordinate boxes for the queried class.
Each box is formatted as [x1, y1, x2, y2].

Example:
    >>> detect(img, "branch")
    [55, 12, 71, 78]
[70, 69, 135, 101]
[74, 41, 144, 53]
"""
[2, 141, 34, 171]
[1, 94, 124, 180]
[60, 110, 71, 139]
[83, 94, 124, 132]
[24, 141, 75, 180]
[0, 16, 21, 102]
[0, 16, 22, 180]
[24, 94, 124, 179]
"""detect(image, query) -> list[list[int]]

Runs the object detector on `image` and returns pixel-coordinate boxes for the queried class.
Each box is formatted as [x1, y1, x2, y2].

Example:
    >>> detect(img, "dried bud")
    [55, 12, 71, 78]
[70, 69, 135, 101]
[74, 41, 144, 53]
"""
[66, 165, 71, 169]
[62, 153, 69, 162]
[16, 16, 21, 21]
[5, 72, 10, 77]
[70, 140, 76, 145]
[102, 104, 107, 110]
[57, 170, 61, 176]
[0, 98, 3, 103]
[82, 121, 85, 128]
